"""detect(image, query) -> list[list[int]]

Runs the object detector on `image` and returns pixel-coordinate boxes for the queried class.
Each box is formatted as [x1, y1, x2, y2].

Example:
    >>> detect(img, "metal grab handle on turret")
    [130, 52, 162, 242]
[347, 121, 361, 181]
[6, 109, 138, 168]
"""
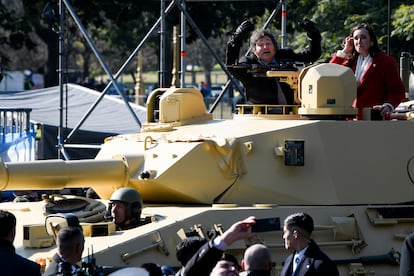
[144, 136, 155, 150]
[120, 231, 168, 264]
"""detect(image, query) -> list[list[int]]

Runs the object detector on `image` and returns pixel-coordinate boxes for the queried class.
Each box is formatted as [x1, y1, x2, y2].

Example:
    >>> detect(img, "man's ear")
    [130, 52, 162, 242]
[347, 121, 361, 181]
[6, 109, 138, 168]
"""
[241, 259, 246, 270]
[75, 242, 82, 254]
[293, 229, 299, 239]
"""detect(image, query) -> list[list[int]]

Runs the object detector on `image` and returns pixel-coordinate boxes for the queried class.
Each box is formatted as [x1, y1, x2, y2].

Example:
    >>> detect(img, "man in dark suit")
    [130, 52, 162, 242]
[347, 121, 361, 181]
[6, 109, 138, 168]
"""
[43, 226, 85, 276]
[280, 212, 339, 276]
[0, 210, 41, 276]
[179, 216, 257, 276]
[400, 232, 414, 276]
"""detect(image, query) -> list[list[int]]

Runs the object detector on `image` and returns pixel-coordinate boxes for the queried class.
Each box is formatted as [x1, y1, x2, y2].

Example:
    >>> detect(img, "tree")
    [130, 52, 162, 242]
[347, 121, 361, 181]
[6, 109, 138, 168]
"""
[0, 0, 281, 88]
[1, 0, 413, 89]
[392, 4, 414, 49]
[0, 1, 39, 71]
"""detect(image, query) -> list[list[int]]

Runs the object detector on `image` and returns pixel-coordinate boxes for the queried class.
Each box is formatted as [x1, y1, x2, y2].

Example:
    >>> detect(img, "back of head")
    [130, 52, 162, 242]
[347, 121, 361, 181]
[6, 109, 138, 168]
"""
[284, 212, 314, 236]
[0, 210, 16, 240]
[57, 226, 84, 259]
[176, 236, 208, 266]
[108, 267, 149, 276]
[243, 244, 272, 271]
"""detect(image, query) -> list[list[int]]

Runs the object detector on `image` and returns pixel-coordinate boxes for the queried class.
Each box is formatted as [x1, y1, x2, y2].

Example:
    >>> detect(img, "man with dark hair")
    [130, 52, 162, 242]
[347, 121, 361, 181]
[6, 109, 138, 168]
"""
[0, 210, 41, 276]
[280, 212, 339, 276]
[43, 226, 85, 276]
[226, 19, 321, 107]
[210, 253, 241, 276]
[176, 236, 208, 267]
[179, 216, 257, 276]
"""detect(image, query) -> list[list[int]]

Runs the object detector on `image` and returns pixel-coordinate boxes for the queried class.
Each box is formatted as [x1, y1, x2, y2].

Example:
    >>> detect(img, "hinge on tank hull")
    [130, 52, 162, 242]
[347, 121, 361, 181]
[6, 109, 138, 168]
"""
[336, 249, 400, 275]
[177, 223, 226, 241]
[121, 231, 169, 264]
[366, 206, 414, 225]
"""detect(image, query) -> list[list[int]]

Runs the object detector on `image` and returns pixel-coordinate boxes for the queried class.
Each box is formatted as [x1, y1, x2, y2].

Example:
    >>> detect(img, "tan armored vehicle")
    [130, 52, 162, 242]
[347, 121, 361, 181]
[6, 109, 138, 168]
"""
[1, 63, 414, 275]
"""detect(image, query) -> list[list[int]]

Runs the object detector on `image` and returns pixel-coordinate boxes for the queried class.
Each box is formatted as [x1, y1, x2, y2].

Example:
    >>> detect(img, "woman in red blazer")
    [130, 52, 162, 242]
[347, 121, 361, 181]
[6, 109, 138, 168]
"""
[330, 23, 405, 119]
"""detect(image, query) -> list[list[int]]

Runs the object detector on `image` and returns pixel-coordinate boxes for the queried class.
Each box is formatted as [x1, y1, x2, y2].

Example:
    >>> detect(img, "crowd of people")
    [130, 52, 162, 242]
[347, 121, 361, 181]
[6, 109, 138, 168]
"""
[2, 203, 339, 276]
[1, 186, 414, 275]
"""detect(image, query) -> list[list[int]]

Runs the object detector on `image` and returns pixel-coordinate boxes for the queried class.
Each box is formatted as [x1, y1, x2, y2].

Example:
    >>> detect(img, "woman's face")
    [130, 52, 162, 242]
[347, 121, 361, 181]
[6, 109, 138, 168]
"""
[352, 28, 373, 56]
[255, 36, 276, 63]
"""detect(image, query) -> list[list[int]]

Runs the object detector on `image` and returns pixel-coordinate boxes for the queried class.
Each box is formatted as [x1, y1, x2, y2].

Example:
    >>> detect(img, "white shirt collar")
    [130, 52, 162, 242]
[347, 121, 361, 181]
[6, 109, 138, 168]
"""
[294, 245, 309, 261]
[355, 54, 372, 83]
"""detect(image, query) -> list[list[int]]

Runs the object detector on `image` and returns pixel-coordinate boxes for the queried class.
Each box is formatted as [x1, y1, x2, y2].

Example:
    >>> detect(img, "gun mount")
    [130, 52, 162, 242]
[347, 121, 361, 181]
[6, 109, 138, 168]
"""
[1, 63, 414, 275]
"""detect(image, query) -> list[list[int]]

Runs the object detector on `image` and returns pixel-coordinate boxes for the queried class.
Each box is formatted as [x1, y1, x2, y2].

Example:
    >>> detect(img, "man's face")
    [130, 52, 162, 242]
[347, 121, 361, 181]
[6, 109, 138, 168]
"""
[255, 36, 276, 63]
[111, 201, 127, 225]
[282, 225, 297, 250]
[210, 260, 239, 276]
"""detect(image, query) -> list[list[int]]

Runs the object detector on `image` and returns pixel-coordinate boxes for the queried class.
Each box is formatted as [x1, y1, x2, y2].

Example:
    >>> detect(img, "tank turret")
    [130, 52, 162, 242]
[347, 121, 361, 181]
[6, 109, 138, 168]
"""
[2, 65, 414, 205]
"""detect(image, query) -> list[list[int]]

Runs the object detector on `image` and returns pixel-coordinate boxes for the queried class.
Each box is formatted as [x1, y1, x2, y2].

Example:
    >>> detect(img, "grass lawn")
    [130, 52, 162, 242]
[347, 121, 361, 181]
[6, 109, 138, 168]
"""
[120, 67, 229, 89]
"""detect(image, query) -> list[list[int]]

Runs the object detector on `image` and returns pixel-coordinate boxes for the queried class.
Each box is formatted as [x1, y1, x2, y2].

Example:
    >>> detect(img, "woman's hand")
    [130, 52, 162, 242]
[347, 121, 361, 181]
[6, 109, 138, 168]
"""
[342, 36, 354, 53]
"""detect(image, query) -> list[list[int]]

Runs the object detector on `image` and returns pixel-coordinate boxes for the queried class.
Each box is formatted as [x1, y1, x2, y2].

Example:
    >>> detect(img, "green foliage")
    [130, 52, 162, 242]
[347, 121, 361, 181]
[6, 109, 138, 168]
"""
[392, 4, 414, 41]
[2, 0, 414, 86]
[0, 2, 35, 53]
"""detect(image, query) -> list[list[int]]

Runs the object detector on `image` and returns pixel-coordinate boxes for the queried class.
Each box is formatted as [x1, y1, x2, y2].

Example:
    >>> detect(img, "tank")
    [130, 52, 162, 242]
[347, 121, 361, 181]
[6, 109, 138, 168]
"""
[1, 63, 414, 275]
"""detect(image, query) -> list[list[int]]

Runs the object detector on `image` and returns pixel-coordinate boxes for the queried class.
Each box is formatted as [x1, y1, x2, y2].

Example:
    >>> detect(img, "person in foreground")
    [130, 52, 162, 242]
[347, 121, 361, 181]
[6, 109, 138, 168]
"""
[0, 210, 41, 276]
[240, 243, 273, 276]
[180, 216, 257, 276]
[175, 236, 208, 275]
[280, 212, 339, 276]
[329, 23, 405, 119]
[399, 232, 414, 276]
[43, 226, 85, 276]
[210, 253, 241, 276]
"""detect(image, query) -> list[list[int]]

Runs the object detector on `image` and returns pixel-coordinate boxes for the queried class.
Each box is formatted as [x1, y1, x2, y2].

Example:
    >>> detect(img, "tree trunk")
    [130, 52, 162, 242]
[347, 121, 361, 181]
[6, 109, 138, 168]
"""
[34, 24, 59, 87]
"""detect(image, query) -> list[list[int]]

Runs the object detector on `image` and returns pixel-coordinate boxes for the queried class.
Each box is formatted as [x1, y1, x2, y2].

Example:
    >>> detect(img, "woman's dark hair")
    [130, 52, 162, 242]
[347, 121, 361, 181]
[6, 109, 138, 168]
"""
[348, 23, 381, 61]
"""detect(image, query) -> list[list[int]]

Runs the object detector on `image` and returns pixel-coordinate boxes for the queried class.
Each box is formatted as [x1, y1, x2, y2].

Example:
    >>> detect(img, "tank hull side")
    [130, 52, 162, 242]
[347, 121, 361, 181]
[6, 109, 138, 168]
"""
[5, 201, 412, 276]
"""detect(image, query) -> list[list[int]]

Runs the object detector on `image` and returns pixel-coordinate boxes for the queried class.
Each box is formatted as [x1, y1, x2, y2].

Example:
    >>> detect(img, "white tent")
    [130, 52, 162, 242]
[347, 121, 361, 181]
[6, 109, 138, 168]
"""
[0, 84, 146, 159]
